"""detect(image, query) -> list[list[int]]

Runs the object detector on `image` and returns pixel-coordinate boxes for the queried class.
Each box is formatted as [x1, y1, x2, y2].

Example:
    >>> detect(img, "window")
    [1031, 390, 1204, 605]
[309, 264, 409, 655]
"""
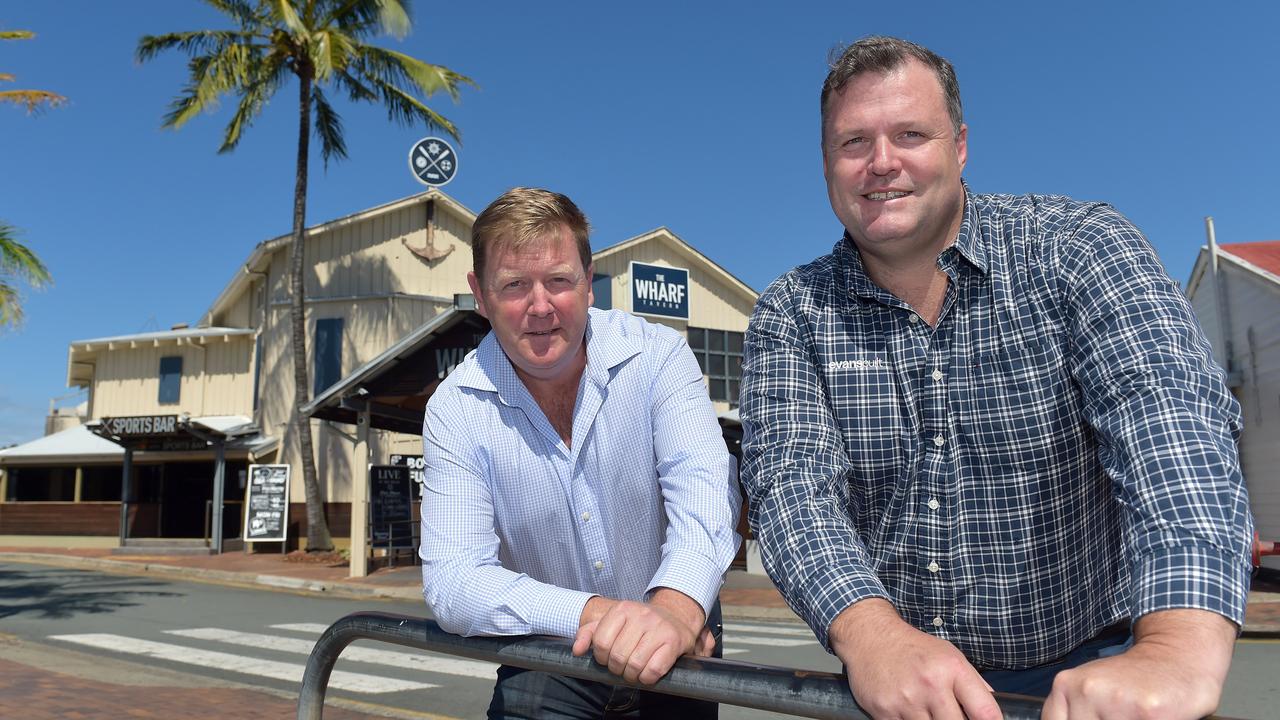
[158, 356, 183, 405]
[314, 318, 344, 395]
[592, 274, 612, 310]
[688, 327, 744, 405]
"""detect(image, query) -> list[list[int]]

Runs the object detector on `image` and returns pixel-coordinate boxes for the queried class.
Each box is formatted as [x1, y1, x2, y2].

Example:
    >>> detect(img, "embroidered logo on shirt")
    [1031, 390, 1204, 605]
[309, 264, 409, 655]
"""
[827, 357, 886, 371]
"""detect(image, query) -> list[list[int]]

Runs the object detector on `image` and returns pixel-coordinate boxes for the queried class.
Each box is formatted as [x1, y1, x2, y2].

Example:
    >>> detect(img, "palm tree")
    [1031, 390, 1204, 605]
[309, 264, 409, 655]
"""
[1, 29, 67, 113]
[0, 223, 52, 328]
[138, 0, 474, 552]
[2, 29, 62, 328]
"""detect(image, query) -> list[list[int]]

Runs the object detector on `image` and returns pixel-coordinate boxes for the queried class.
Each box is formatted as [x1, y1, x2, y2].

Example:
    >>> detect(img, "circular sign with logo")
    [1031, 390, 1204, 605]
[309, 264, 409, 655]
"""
[408, 136, 458, 187]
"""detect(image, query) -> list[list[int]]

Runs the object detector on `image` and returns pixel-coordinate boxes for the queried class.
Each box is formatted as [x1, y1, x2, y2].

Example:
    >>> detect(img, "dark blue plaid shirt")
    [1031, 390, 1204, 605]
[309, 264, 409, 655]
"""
[739, 190, 1253, 669]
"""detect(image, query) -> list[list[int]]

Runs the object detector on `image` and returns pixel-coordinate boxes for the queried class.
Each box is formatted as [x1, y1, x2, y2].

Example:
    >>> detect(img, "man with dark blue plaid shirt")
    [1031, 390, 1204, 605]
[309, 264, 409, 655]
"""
[739, 36, 1252, 720]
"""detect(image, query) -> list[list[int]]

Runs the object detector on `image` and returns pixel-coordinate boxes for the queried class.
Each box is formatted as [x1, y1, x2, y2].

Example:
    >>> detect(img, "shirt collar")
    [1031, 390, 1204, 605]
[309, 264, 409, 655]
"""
[451, 307, 642, 401]
[950, 182, 988, 275]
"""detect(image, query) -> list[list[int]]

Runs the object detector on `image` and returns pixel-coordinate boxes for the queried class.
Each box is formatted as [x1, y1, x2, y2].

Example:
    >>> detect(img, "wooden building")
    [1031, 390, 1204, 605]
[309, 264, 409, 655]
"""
[0, 189, 758, 561]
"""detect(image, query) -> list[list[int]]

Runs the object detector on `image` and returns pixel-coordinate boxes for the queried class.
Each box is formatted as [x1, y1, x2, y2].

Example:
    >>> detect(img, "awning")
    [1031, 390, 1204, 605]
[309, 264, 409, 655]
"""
[0, 425, 124, 465]
[302, 308, 491, 434]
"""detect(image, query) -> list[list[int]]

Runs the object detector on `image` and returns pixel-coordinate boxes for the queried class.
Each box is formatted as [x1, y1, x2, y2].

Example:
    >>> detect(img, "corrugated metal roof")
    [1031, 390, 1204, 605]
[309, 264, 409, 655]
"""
[0, 425, 122, 460]
[1222, 242, 1280, 278]
[71, 326, 253, 347]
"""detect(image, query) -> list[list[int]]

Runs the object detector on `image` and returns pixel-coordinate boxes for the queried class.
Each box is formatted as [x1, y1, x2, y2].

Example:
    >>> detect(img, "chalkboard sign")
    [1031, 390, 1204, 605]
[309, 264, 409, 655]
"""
[243, 464, 290, 542]
[369, 465, 414, 549]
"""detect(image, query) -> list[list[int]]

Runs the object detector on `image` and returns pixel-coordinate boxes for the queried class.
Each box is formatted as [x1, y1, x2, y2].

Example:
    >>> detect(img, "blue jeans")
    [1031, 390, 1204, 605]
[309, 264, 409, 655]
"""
[486, 602, 722, 719]
[979, 625, 1134, 698]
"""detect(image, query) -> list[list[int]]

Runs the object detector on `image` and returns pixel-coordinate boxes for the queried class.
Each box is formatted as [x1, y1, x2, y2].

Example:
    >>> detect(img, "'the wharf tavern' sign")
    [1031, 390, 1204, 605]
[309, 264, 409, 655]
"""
[629, 262, 690, 320]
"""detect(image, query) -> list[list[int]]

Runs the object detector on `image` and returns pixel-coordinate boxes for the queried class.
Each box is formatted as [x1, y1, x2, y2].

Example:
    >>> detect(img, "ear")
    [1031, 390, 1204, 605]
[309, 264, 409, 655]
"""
[955, 123, 968, 173]
[466, 271, 489, 319]
[585, 262, 595, 308]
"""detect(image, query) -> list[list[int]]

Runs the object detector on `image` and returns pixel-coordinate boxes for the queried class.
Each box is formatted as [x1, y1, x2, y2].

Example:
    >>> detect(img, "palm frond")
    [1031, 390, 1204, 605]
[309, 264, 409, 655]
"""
[0, 281, 24, 328]
[353, 45, 475, 103]
[271, 0, 309, 37]
[218, 57, 290, 152]
[0, 89, 68, 114]
[311, 85, 348, 165]
[0, 224, 52, 285]
[333, 68, 377, 103]
[371, 78, 460, 139]
[136, 30, 259, 64]
[317, 0, 403, 37]
[200, 0, 263, 28]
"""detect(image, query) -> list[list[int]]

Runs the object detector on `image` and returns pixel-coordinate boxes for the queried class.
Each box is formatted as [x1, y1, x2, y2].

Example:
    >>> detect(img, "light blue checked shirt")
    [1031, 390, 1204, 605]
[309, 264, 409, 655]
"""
[740, 190, 1253, 669]
[420, 308, 741, 639]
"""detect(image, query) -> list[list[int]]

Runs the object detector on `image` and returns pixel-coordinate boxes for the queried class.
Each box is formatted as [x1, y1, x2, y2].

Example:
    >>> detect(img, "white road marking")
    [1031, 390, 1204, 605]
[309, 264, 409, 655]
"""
[272, 622, 334, 633]
[272, 622, 750, 656]
[49, 633, 436, 694]
[723, 636, 813, 647]
[169, 627, 498, 679]
[723, 622, 814, 638]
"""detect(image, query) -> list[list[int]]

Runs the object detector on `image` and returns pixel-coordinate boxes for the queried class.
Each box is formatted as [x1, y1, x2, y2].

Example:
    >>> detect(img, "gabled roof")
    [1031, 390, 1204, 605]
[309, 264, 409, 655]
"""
[1221, 242, 1280, 280]
[199, 188, 476, 327]
[594, 227, 757, 303]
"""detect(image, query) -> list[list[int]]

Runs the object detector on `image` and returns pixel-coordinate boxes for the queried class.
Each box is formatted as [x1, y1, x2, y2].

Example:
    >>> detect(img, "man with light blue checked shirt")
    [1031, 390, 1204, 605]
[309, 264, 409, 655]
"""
[420, 187, 741, 719]
[740, 36, 1252, 720]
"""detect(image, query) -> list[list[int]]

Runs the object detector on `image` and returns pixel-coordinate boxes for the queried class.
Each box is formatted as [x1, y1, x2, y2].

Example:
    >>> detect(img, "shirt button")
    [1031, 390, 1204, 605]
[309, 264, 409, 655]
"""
[908, 313, 920, 324]
[933, 434, 945, 447]
[932, 616, 944, 628]
[594, 560, 604, 571]
[931, 369, 943, 382]
[928, 498, 940, 511]
[927, 561, 940, 573]
[581, 512, 591, 522]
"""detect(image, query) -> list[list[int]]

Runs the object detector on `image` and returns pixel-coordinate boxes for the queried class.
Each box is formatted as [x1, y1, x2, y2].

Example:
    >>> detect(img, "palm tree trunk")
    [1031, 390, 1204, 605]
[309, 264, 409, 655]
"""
[290, 66, 333, 552]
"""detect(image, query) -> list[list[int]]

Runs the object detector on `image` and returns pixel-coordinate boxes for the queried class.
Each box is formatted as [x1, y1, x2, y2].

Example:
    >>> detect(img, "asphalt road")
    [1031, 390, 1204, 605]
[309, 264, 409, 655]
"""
[0, 561, 843, 719]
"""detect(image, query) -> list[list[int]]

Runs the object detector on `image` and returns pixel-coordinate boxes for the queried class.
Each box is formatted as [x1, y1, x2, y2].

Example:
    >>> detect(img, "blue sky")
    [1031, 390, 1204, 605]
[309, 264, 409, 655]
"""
[2, 1, 1278, 445]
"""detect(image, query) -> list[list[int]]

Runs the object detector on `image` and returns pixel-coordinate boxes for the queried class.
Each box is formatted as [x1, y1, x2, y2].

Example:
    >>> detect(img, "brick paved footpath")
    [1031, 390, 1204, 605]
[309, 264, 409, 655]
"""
[0, 658, 396, 720]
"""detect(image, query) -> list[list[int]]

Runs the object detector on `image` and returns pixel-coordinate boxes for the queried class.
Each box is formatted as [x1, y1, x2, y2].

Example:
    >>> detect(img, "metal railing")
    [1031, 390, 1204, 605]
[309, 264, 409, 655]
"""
[296, 612, 1048, 720]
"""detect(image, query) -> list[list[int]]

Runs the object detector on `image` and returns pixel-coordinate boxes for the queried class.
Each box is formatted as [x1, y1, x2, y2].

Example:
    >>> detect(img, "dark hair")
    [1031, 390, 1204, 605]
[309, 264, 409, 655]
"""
[470, 187, 592, 281]
[820, 36, 963, 136]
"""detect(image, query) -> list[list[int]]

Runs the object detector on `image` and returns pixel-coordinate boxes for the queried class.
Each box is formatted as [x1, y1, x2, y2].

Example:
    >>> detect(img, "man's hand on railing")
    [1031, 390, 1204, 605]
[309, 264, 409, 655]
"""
[571, 589, 706, 685]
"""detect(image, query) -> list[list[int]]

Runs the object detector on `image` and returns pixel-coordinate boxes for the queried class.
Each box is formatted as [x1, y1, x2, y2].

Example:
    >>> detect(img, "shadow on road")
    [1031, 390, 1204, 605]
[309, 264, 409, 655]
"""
[0, 565, 181, 620]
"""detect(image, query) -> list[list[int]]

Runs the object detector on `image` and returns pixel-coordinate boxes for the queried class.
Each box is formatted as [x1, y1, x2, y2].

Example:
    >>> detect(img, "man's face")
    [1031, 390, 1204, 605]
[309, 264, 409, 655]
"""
[467, 226, 593, 385]
[822, 59, 968, 256]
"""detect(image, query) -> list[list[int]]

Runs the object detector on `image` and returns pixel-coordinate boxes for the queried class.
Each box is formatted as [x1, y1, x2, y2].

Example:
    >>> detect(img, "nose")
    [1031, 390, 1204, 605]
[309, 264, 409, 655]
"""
[868, 137, 899, 176]
[527, 282, 554, 316]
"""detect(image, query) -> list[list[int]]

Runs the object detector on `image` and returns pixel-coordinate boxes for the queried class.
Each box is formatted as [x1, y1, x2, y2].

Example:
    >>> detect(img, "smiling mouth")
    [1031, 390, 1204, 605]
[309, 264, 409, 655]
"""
[526, 329, 557, 336]
[864, 191, 910, 201]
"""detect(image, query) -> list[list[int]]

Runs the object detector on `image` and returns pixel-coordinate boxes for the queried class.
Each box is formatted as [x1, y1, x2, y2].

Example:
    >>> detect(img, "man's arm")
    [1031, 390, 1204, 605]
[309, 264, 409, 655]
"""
[1043, 609, 1236, 720]
[741, 275, 999, 719]
[574, 329, 739, 684]
[1050, 205, 1252, 717]
[419, 393, 594, 639]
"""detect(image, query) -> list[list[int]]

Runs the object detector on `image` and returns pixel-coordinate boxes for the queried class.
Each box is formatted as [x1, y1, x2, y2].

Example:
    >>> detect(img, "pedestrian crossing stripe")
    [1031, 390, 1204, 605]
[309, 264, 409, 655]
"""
[169, 627, 499, 679]
[49, 633, 437, 694]
[722, 622, 814, 638]
[272, 621, 765, 655]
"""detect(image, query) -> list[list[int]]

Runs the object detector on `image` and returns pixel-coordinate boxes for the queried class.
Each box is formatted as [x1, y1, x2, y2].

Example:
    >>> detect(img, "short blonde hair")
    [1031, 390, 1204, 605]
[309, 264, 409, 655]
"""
[471, 187, 592, 281]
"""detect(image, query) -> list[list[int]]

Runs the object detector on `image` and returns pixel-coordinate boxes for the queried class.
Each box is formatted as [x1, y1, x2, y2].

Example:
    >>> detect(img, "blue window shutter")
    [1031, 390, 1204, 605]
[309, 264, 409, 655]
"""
[314, 318, 344, 396]
[592, 274, 612, 310]
[158, 356, 183, 405]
